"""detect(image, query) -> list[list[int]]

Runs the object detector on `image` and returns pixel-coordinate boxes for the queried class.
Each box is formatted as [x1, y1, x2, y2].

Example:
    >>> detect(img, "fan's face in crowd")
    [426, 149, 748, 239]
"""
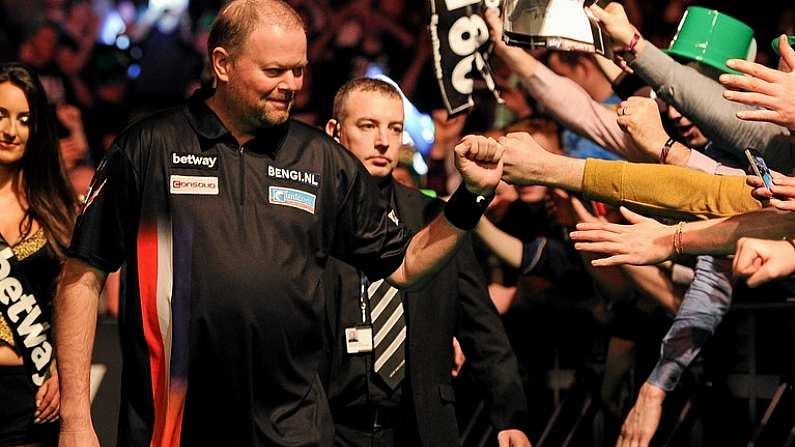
[665, 104, 708, 149]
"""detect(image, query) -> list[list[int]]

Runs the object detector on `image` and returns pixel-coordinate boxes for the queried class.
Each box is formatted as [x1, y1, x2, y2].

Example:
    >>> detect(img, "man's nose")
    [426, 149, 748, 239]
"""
[667, 106, 683, 121]
[374, 127, 390, 150]
[280, 70, 303, 92]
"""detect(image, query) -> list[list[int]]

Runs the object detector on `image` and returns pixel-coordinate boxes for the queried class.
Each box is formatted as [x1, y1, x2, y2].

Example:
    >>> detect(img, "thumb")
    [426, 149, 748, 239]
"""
[570, 196, 596, 222]
[747, 263, 772, 288]
[779, 34, 795, 73]
[35, 383, 46, 406]
[619, 206, 649, 224]
[453, 136, 473, 157]
[588, 3, 608, 22]
[552, 188, 570, 200]
[484, 7, 504, 41]
[484, 6, 500, 26]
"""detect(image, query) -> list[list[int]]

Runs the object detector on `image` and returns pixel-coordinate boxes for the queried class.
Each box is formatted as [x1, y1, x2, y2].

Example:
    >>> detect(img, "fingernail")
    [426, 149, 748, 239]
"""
[726, 59, 738, 67]
[34, 418, 41, 424]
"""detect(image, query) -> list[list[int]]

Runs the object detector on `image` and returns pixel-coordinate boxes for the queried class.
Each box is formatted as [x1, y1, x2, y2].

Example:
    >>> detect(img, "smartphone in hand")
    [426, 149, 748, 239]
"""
[745, 148, 774, 191]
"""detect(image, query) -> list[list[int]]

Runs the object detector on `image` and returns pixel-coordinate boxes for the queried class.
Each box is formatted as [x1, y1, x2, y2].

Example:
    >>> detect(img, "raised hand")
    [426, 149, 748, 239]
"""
[747, 172, 795, 211]
[497, 428, 533, 447]
[588, 3, 642, 51]
[570, 207, 675, 266]
[733, 237, 795, 287]
[484, 7, 506, 49]
[616, 383, 665, 447]
[548, 189, 605, 227]
[454, 135, 504, 196]
[547, 189, 578, 227]
[616, 97, 672, 160]
[483, 7, 539, 77]
[720, 34, 795, 131]
[500, 132, 558, 186]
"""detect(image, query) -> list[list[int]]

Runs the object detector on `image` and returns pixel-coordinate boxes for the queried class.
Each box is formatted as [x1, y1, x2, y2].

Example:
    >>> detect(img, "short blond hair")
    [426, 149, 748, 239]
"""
[207, 0, 305, 61]
[332, 78, 403, 122]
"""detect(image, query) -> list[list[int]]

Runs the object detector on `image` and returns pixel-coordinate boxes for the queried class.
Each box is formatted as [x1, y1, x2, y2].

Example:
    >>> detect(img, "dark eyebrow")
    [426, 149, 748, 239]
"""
[263, 61, 309, 69]
[0, 107, 29, 114]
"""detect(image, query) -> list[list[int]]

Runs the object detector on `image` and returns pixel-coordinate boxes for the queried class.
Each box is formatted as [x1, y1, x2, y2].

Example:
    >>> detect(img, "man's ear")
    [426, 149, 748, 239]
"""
[325, 119, 341, 142]
[211, 47, 232, 84]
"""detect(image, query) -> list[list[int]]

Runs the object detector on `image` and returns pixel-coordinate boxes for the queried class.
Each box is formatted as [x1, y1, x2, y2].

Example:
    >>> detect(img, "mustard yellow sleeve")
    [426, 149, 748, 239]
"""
[582, 159, 762, 220]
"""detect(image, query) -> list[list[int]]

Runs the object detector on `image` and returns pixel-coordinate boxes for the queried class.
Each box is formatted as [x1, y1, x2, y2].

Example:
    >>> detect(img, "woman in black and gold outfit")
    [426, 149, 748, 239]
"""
[0, 63, 78, 446]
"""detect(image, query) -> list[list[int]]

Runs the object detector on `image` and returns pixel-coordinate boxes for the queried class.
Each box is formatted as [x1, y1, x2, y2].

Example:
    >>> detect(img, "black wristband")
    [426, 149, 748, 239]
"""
[443, 184, 493, 230]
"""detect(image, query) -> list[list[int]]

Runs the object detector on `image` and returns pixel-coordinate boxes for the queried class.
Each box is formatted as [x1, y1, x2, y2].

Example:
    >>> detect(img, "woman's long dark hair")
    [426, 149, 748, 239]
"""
[0, 63, 77, 259]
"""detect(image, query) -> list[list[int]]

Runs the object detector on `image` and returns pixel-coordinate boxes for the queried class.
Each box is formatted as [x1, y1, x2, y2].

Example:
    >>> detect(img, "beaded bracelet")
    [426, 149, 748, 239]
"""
[673, 221, 686, 257]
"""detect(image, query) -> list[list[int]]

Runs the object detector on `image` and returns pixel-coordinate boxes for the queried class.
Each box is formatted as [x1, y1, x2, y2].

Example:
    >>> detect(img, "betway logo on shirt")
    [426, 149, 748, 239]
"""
[0, 247, 52, 386]
[267, 165, 319, 187]
[171, 152, 218, 170]
[170, 175, 219, 195]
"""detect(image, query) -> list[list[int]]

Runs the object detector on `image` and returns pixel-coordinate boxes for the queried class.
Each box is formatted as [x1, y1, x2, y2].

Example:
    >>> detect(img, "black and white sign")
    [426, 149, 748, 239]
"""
[430, 0, 502, 115]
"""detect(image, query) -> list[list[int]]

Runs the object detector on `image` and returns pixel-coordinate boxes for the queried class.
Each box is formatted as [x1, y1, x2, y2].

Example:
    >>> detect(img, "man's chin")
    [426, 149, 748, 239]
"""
[367, 165, 392, 178]
[261, 110, 291, 127]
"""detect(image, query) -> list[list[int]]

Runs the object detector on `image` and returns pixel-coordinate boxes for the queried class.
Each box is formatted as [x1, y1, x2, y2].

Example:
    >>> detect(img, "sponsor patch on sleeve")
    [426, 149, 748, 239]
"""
[170, 175, 219, 195]
[268, 186, 316, 214]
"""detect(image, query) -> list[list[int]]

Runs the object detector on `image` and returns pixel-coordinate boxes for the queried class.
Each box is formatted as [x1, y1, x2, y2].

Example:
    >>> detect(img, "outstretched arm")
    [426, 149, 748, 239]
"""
[499, 132, 760, 220]
[733, 237, 795, 287]
[55, 259, 106, 447]
[387, 136, 503, 288]
[484, 8, 648, 162]
[571, 206, 795, 266]
[590, 3, 793, 171]
[619, 255, 732, 447]
[475, 217, 523, 269]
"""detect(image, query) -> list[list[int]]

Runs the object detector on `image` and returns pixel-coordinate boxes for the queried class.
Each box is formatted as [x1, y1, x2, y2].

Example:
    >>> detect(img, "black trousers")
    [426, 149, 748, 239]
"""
[333, 404, 421, 447]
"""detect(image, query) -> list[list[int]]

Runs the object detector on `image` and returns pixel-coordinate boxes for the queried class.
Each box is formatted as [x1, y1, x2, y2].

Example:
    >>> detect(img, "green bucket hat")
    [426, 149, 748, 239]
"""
[771, 35, 795, 55]
[665, 6, 756, 74]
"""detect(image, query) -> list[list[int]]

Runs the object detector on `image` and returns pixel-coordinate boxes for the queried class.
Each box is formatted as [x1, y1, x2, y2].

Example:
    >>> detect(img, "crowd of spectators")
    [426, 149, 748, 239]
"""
[0, 0, 790, 189]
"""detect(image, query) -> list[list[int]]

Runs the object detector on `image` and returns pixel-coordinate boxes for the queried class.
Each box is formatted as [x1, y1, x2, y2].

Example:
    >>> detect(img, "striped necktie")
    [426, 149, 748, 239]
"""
[367, 278, 406, 390]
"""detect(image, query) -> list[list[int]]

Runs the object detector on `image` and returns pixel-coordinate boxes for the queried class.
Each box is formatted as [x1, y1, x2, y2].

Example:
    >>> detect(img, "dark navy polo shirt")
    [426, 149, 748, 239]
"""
[69, 90, 411, 447]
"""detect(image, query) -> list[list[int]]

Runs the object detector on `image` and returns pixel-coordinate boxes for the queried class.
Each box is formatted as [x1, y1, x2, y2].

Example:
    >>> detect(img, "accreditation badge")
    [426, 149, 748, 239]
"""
[345, 325, 374, 354]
